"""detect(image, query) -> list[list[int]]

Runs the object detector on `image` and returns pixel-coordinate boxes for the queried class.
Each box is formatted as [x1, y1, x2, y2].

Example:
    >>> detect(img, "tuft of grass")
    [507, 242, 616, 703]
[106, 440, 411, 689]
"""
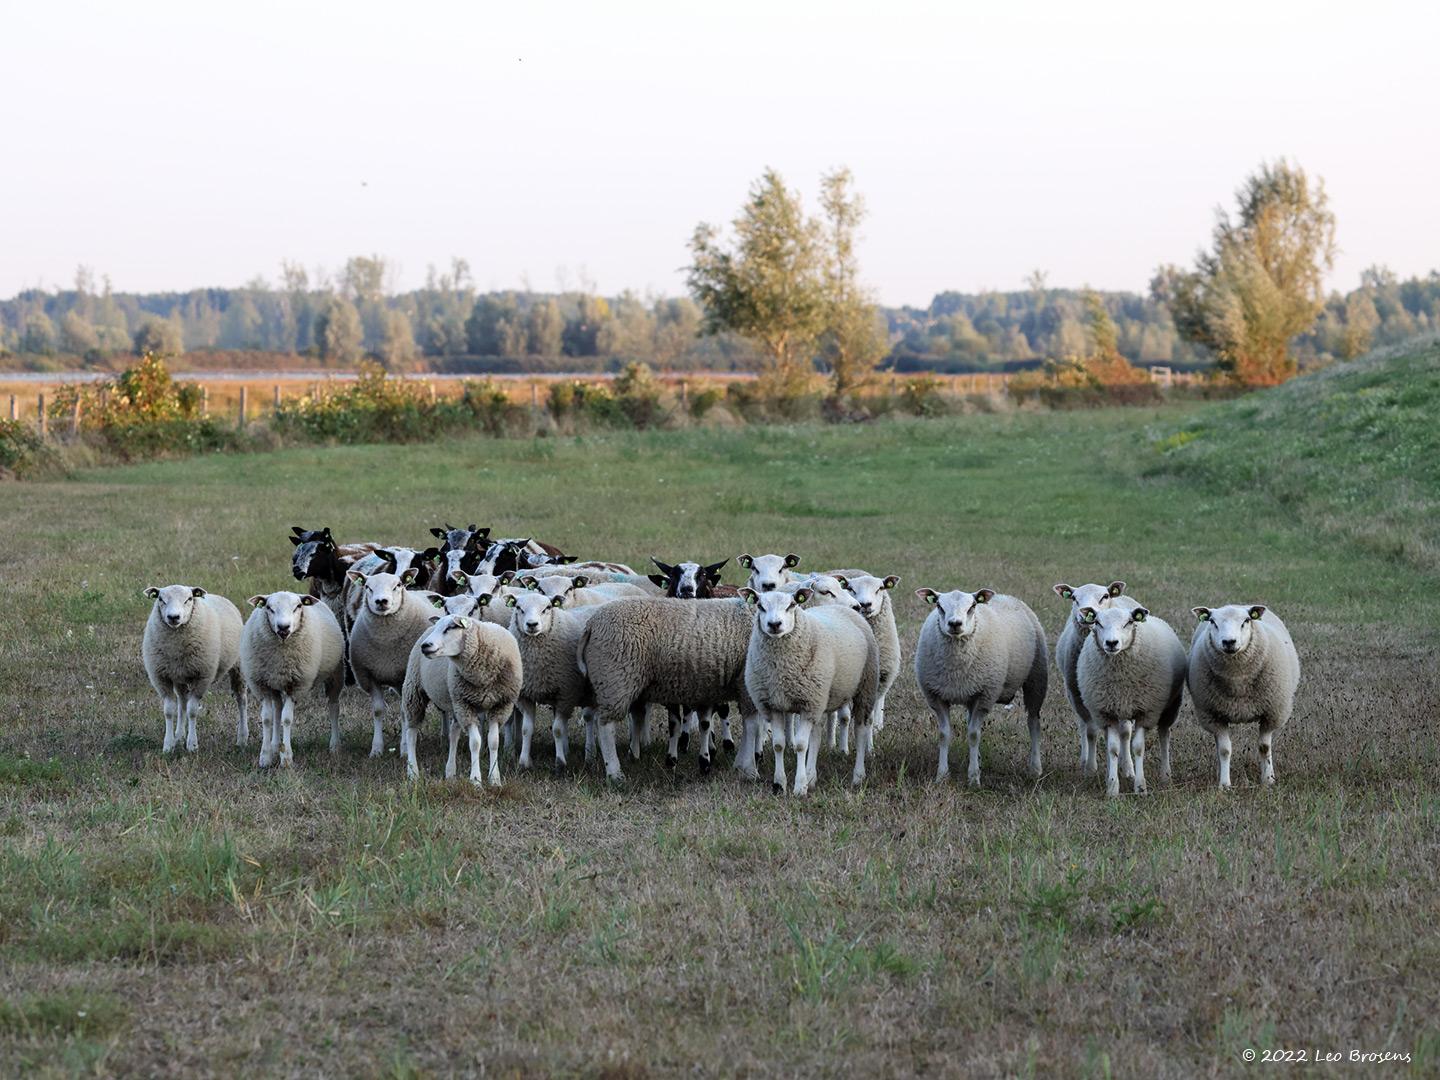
[0, 751, 67, 792]
[0, 990, 128, 1038]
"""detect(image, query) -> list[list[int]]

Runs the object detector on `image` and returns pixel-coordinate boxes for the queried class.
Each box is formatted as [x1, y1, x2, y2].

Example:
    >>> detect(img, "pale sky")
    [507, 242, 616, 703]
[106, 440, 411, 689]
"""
[3, 0, 1435, 307]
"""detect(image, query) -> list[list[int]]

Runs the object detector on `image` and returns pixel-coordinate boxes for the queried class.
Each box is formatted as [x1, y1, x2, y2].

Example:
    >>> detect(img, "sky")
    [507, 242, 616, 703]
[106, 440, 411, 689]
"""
[2, 0, 1435, 307]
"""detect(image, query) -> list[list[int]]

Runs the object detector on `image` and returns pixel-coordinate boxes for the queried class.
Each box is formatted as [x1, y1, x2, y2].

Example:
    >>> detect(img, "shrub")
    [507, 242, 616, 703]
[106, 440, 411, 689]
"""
[689, 385, 724, 419]
[0, 419, 54, 478]
[613, 362, 666, 429]
[898, 375, 947, 416]
[273, 361, 435, 443]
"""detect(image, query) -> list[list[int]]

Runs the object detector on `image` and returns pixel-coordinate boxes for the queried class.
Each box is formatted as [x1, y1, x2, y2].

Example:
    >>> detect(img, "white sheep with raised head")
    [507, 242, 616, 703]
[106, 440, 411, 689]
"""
[141, 585, 248, 753]
[346, 567, 436, 757]
[1187, 604, 1300, 789]
[1053, 580, 1141, 773]
[914, 587, 1048, 787]
[240, 591, 345, 767]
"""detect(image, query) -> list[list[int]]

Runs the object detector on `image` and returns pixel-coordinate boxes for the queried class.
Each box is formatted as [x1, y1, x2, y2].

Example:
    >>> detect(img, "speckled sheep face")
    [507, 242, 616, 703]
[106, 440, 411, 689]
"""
[738, 552, 800, 592]
[1192, 604, 1265, 655]
[916, 588, 993, 638]
[1083, 605, 1150, 655]
[248, 591, 318, 640]
[291, 541, 326, 581]
[146, 585, 206, 628]
[419, 614, 471, 658]
[837, 574, 900, 617]
[350, 570, 418, 616]
[1053, 581, 1127, 627]
[506, 590, 563, 636]
[742, 587, 807, 638]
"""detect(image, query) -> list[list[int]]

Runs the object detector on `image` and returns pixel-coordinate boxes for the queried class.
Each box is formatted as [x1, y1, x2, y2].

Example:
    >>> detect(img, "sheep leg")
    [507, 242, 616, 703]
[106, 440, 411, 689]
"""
[872, 691, 887, 734]
[680, 708, 696, 754]
[851, 720, 872, 786]
[666, 707, 682, 770]
[551, 705, 571, 769]
[931, 701, 952, 781]
[827, 711, 838, 750]
[257, 697, 276, 768]
[966, 705, 986, 787]
[486, 713, 502, 787]
[597, 720, 626, 781]
[1215, 726, 1233, 790]
[1258, 722, 1276, 786]
[1027, 708, 1043, 779]
[1105, 724, 1122, 798]
[161, 689, 179, 754]
[279, 695, 295, 767]
[805, 717, 822, 789]
[517, 700, 535, 770]
[184, 690, 201, 753]
[792, 715, 817, 796]
[367, 687, 386, 758]
[466, 719, 483, 786]
[629, 710, 643, 761]
[582, 707, 597, 765]
[721, 707, 735, 755]
[770, 714, 788, 794]
[1158, 726, 1173, 782]
[1132, 726, 1148, 794]
[1120, 720, 1135, 778]
[838, 703, 852, 756]
[697, 710, 715, 775]
[445, 716, 461, 779]
[1077, 716, 1089, 769]
[230, 669, 249, 746]
[327, 678, 343, 754]
[733, 714, 761, 780]
[400, 709, 420, 781]
[1084, 723, 1100, 775]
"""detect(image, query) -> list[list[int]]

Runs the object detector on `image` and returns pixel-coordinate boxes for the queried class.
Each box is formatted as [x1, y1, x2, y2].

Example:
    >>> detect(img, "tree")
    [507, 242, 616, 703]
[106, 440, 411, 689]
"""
[526, 298, 564, 358]
[1154, 160, 1336, 383]
[816, 168, 888, 398]
[22, 313, 57, 355]
[60, 311, 100, 355]
[133, 317, 183, 357]
[1339, 288, 1380, 360]
[1081, 291, 1147, 384]
[686, 169, 826, 392]
[315, 297, 364, 364]
[379, 309, 417, 367]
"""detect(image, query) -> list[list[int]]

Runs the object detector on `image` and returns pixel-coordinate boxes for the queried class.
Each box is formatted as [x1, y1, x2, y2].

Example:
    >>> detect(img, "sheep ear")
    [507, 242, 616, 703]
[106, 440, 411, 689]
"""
[783, 553, 801, 568]
[704, 559, 729, 576]
[289, 534, 303, 546]
[322, 528, 334, 542]
[191, 586, 207, 598]
[1108, 581, 1127, 597]
[476, 593, 491, 607]
[739, 588, 759, 606]
[290, 525, 305, 536]
[504, 594, 518, 608]
[792, 588, 811, 606]
[428, 615, 441, 625]
[299, 595, 319, 607]
[551, 595, 566, 608]
[473, 526, 487, 537]
[1131, 607, 1149, 623]
[1247, 605, 1266, 621]
[1053, 583, 1074, 601]
[401, 567, 420, 585]
[1079, 606, 1097, 624]
[346, 570, 366, 586]
[1191, 606, 1211, 622]
[456, 617, 470, 629]
[519, 576, 539, 590]
[975, 589, 994, 605]
[572, 576, 588, 590]
[915, 588, 938, 605]
[144, 586, 160, 599]
[498, 571, 515, 585]
[882, 575, 900, 590]
[429, 595, 446, 609]
[647, 574, 668, 588]
[737, 554, 754, 569]
[834, 575, 850, 590]
[450, 570, 468, 587]
[430, 527, 446, 539]
[248, 595, 266, 608]
[650, 557, 674, 575]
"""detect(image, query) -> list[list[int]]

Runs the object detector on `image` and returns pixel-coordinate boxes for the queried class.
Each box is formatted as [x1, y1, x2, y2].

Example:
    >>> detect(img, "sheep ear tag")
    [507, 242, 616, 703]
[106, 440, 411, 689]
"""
[456, 617, 470, 629]
[1248, 606, 1266, 621]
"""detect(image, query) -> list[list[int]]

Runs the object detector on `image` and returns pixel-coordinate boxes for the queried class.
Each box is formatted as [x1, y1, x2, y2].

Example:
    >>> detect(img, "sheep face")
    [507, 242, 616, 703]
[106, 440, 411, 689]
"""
[419, 614, 470, 659]
[742, 587, 808, 638]
[432, 593, 482, 618]
[916, 588, 994, 638]
[506, 590, 563, 636]
[247, 591, 319, 640]
[146, 584, 206, 628]
[800, 574, 845, 603]
[350, 569, 419, 616]
[650, 558, 727, 598]
[1053, 581, 1127, 627]
[453, 570, 512, 597]
[519, 574, 582, 600]
[1192, 604, 1266, 655]
[1083, 605, 1150, 655]
[738, 552, 800, 593]
[836, 574, 900, 617]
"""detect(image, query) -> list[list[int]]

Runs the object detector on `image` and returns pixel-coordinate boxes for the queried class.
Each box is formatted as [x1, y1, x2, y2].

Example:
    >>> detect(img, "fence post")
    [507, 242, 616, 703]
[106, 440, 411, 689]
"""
[71, 396, 82, 436]
[273, 384, 281, 410]
[37, 393, 47, 437]
[8, 395, 15, 420]
[201, 386, 209, 416]
[238, 386, 248, 429]
[679, 379, 688, 410]
[429, 383, 437, 405]
[531, 382, 539, 409]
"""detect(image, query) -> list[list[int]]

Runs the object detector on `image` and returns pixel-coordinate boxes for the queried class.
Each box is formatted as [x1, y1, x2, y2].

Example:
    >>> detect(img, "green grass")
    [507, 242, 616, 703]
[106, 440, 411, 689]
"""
[2, 341, 1438, 1076]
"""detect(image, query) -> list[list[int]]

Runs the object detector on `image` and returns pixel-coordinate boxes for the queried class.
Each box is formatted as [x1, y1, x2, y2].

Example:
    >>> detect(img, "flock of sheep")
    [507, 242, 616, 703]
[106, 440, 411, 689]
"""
[140, 524, 1301, 796]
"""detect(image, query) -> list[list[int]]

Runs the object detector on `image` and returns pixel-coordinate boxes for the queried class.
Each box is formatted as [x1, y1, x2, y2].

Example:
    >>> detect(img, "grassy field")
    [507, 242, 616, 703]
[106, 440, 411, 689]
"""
[2, 345, 1438, 1077]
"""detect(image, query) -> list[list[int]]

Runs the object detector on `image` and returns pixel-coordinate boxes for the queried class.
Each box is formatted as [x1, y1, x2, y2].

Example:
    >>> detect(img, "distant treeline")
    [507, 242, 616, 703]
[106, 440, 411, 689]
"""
[3, 258, 1436, 373]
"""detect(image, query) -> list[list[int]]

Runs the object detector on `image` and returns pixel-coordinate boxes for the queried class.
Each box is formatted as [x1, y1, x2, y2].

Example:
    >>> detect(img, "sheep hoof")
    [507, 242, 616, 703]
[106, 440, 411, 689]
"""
[665, 754, 677, 770]
[772, 781, 783, 795]
[698, 756, 712, 776]
[723, 738, 736, 753]
[678, 732, 690, 753]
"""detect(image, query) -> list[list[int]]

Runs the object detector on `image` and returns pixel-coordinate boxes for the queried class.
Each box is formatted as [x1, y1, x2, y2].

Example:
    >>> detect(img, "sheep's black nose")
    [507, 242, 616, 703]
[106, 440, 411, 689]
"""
[1221, 639, 1237, 651]
[858, 603, 874, 615]
[166, 614, 181, 626]
[526, 622, 540, 632]
[679, 588, 695, 598]
[761, 584, 775, 592]
[767, 621, 782, 633]
[947, 621, 961, 632]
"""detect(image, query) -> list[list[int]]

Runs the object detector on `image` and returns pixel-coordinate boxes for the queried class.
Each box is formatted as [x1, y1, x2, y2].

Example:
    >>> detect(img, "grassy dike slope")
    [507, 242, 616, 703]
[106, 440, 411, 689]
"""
[1, 348, 1437, 1077]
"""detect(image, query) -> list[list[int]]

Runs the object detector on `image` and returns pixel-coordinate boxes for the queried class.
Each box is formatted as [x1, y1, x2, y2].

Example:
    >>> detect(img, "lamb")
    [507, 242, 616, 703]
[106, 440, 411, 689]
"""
[346, 567, 437, 757]
[914, 587, 1048, 787]
[141, 585, 248, 753]
[516, 573, 649, 607]
[240, 591, 345, 767]
[1187, 604, 1300, 789]
[740, 587, 879, 794]
[407, 612, 523, 785]
[576, 598, 760, 780]
[834, 573, 902, 738]
[1052, 581, 1141, 773]
[1076, 604, 1186, 797]
[504, 590, 601, 770]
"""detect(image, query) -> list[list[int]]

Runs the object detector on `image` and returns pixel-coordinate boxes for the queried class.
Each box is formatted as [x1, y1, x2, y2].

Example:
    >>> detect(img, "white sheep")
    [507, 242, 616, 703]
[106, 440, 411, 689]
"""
[141, 585, 248, 753]
[411, 613, 523, 786]
[737, 552, 802, 593]
[516, 573, 649, 607]
[577, 598, 759, 780]
[740, 586, 879, 794]
[1187, 604, 1300, 789]
[914, 587, 1048, 787]
[504, 590, 601, 770]
[834, 573, 901, 739]
[1076, 605, 1186, 797]
[240, 591, 346, 767]
[1052, 580, 1140, 773]
[346, 567, 436, 757]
